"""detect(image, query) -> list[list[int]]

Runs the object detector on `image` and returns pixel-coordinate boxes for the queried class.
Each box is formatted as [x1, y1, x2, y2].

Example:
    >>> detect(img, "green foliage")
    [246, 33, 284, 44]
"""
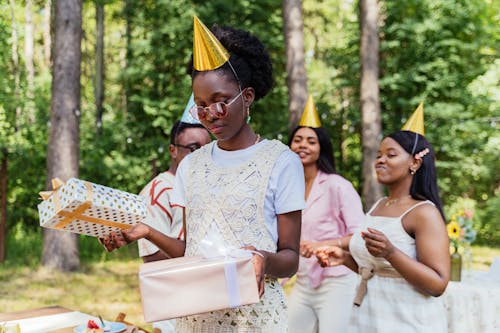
[475, 195, 500, 247]
[303, 0, 362, 183]
[1, 0, 498, 251]
[379, 0, 499, 243]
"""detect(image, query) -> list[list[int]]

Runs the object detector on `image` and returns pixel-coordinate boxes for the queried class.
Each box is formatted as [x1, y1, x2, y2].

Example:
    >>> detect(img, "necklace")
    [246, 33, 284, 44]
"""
[254, 134, 261, 144]
[384, 195, 411, 207]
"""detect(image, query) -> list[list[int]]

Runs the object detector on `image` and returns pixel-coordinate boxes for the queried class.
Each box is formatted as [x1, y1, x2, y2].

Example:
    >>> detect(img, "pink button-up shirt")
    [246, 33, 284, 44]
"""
[298, 171, 364, 288]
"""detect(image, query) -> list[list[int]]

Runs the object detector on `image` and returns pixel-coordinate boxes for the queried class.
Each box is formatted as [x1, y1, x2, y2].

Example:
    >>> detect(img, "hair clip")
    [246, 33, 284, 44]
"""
[414, 148, 430, 160]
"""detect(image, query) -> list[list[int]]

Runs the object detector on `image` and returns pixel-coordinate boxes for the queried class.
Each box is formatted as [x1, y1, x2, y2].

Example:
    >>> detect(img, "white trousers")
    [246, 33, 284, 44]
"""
[287, 273, 358, 333]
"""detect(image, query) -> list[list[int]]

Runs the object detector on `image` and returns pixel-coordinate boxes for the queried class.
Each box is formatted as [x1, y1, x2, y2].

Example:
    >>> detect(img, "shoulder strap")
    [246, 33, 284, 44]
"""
[399, 200, 435, 219]
[367, 197, 386, 214]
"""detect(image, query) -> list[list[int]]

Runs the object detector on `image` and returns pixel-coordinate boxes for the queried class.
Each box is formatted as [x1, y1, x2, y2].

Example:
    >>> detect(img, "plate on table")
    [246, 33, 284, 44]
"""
[73, 321, 127, 333]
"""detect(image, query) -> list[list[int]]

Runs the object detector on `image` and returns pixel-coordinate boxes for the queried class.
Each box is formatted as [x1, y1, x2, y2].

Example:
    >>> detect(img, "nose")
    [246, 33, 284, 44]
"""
[204, 111, 216, 122]
[297, 139, 307, 148]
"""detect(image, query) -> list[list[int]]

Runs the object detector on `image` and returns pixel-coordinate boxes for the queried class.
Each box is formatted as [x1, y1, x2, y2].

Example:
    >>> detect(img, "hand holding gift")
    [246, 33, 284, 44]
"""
[100, 222, 151, 252]
[242, 245, 266, 297]
[138, 230, 260, 322]
[38, 178, 147, 238]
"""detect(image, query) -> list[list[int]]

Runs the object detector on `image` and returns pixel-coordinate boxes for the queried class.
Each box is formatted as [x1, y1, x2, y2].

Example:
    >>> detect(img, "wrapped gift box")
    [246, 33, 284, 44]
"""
[139, 254, 260, 322]
[38, 178, 147, 238]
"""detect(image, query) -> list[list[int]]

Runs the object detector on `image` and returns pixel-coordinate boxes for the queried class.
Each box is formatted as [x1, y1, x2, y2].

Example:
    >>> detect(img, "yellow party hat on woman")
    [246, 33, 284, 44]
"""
[298, 95, 322, 128]
[193, 16, 230, 71]
[402, 102, 425, 136]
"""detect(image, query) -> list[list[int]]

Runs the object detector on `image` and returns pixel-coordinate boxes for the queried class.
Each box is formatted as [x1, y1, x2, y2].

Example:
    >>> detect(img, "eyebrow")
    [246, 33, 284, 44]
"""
[194, 91, 234, 104]
[294, 135, 317, 140]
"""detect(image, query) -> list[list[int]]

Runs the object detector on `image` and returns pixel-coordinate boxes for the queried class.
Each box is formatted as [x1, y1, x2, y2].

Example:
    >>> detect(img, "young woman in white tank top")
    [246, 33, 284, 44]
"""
[317, 130, 450, 333]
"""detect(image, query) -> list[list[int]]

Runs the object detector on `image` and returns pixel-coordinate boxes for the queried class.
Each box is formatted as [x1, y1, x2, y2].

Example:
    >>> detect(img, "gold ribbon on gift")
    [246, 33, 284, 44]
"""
[39, 178, 131, 231]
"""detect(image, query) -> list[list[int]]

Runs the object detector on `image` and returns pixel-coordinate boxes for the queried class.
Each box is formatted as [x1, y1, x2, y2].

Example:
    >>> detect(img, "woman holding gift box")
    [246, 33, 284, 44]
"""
[103, 16, 305, 332]
[316, 110, 449, 333]
[286, 96, 364, 333]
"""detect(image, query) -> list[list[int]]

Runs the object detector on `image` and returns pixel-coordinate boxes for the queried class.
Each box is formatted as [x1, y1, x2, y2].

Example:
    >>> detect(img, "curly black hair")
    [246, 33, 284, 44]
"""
[190, 25, 274, 101]
[388, 130, 445, 221]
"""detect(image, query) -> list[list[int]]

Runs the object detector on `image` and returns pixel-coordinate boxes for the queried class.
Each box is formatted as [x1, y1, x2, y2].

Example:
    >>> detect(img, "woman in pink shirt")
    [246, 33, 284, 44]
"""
[287, 125, 365, 333]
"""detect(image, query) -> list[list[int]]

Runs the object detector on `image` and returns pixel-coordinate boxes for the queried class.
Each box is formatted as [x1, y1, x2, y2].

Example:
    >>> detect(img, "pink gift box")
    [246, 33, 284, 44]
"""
[138, 255, 260, 322]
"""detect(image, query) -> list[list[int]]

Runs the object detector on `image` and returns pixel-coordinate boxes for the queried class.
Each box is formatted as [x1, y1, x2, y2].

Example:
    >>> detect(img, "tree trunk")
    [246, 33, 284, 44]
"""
[42, 0, 82, 271]
[43, 0, 52, 67]
[123, 0, 132, 114]
[282, 0, 308, 135]
[0, 150, 7, 263]
[25, 0, 35, 121]
[359, 0, 383, 209]
[9, 0, 22, 132]
[94, 1, 104, 135]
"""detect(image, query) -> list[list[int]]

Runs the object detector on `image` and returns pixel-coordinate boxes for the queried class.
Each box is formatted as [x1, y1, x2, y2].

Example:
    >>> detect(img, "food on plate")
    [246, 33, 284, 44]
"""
[83, 320, 104, 333]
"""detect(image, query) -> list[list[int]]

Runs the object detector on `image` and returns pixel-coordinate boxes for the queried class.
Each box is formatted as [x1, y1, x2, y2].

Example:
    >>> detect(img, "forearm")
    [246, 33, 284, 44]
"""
[316, 235, 353, 251]
[260, 248, 299, 278]
[386, 249, 448, 296]
[142, 250, 170, 263]
[145, 227, 186, 258]
[342, 252, 359, 273]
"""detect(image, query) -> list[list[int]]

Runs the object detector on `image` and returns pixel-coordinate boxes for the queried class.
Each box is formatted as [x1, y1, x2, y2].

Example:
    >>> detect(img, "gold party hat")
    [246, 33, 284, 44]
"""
[402, 102, 425, 136]
[298, 95, 322, 128]
[193, 16, 230, 71]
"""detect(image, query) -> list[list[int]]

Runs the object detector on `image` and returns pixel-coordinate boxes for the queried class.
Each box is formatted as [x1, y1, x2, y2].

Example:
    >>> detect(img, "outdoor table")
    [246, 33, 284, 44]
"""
[443, 270, 500, 333]
[0, 306, 135, 333]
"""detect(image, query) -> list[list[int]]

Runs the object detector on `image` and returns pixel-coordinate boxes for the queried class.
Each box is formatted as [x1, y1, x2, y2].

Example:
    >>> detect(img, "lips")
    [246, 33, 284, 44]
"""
[297, 151, 308, 158]
[209, 125, 224, 134]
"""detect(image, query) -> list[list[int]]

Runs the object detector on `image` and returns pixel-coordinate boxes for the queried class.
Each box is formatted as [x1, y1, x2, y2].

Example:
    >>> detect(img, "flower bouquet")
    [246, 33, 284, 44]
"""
[447, 208, 477, 250]
[447, 208, 477, 281]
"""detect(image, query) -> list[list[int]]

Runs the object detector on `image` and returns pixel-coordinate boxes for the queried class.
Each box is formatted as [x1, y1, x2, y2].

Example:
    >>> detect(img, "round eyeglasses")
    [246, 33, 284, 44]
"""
[173, 143, 201, 152]
[189, 89, 245, 121]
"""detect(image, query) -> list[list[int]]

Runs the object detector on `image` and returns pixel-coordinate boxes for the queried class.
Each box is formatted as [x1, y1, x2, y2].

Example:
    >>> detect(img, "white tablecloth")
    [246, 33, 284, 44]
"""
[4, 311, 95, 333]
[443, 271, 500, 333]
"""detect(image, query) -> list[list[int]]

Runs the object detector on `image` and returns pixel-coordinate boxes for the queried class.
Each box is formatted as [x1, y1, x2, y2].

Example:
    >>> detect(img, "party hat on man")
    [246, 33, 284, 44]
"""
[193, 16, 230, 71]
[298, 95, 322, 128]
[180, 93, 201, 124]
[402, 102, 424, 136]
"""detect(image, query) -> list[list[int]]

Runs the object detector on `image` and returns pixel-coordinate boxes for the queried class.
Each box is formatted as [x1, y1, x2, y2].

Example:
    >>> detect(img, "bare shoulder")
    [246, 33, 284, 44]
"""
[404, 201, 445, 233]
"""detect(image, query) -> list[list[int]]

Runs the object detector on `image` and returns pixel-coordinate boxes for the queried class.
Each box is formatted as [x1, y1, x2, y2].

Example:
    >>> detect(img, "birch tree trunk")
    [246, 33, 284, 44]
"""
[9, 0, 22, 131]
[0, 149, 7, 263]
[282, 0, 308, 134]
[25, 0, 35, 120]
[42, 0, 82, 271]
[43, 0, 52, 67]
[359, 0, 383, 209]
[95, 1, 104, 135]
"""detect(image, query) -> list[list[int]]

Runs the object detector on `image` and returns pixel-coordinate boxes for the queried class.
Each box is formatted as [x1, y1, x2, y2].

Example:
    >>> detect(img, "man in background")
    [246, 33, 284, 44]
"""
[137, 120, 210, 261]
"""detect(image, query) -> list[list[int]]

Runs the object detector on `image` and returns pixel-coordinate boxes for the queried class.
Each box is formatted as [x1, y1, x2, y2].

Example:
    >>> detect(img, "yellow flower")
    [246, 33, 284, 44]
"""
[447, 221, 461, 239]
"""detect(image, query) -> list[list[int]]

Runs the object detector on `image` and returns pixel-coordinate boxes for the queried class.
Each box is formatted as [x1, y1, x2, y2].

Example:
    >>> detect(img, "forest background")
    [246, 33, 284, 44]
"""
[0, 0, 499, 270]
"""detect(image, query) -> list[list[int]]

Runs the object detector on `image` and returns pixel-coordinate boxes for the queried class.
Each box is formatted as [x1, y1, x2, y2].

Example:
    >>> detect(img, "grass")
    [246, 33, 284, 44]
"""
[0, 257, 147, 328]
[1, 234, 499, 330]
[0, 231, 148, 328]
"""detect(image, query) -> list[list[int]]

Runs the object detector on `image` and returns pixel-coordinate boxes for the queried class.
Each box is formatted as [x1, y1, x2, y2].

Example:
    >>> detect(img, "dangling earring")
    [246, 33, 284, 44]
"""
[410, 169, 416, 175]
[246, 107, 251, 124]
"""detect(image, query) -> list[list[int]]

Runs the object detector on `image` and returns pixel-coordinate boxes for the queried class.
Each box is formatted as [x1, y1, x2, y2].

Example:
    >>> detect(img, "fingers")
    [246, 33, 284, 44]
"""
[245, 247, 266, 298]
[361, 229, 393, 258]
[99, 230, 130, 252]
[99, 235, 115, 252]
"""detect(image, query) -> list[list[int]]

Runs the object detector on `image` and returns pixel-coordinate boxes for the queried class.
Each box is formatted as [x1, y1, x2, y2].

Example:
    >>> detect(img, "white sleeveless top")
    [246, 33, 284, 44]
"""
[175, 140, 294, 332]
[348, 199, 447, 333]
